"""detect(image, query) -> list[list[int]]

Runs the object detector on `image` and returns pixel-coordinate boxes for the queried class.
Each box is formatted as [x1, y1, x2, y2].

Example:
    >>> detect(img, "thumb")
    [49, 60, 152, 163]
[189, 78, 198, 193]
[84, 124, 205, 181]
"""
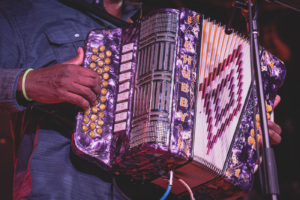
[273, 95, 281, 109]
[63, 47, 84, 65]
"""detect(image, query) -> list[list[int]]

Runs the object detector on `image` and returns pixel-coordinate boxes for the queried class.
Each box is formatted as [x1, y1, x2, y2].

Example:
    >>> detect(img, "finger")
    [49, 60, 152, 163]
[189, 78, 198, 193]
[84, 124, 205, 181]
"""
[65, 92, 90, 110]
[269, 129, 282, 145]
[273, 95, 281, 109]
[75, 76, 101, 95]
[77, 67, 100, 80]
[63, 47, 84, 65]
[68, 83, 98, 105]
[268, 120, 282, 135]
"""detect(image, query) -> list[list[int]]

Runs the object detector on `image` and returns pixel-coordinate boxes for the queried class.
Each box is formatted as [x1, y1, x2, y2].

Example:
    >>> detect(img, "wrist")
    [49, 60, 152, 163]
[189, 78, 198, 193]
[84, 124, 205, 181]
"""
[16, 69, 34, 101]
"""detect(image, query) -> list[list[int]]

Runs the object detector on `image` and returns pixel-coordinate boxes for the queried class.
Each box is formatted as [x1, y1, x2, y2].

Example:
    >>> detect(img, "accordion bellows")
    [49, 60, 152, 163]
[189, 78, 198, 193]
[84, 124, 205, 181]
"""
[72, 8, 286, 199]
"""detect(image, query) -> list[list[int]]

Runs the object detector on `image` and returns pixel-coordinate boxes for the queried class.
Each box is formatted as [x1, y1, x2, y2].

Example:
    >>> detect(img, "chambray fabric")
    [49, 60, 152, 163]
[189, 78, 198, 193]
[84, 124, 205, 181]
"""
[0, 0, 172, 199]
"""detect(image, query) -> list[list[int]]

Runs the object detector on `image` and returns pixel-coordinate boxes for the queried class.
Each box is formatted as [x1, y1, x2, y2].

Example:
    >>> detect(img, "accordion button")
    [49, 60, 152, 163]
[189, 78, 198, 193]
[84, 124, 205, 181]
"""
[91, 55, 97, 61]
[101, 88, 108, 95]
[103, 73, 109, 80]
[100, 96, 107, 103]
[97, 120, 104, 126]
[89, 131, 95, 138]
[96, 68, 103, 75]
[102, 81, 108, 87]
[248, 137, 255, 145]
[99, 53, 105, 59]
[90, 114, 97, 121]
[251, 129, 255, 137]
[256, 122, 260, 129]
[267, 113, 270, 120]
[91, 106, 98, 113]
[99, 104, 106, 111]
[91, 48, 98, 54]
[90, 63, 96, 69]
[84, 109, 90, 116]
[257, 134, 262, 142]
[99, 45, 106, 52]
[256, 114, 260, 122]
[96, 128, 103, 135]
[82, 125, 88, 132]
[83, 117, 89, 124]
[266, 105, 272, 112]
[90, 122, 96, 129]
[97, 60, 104, 67]
[106, 50, 112, 57]
[104, 58, 111, 64]
[98, 112, 105, 118]
[104, 66, 110, 72]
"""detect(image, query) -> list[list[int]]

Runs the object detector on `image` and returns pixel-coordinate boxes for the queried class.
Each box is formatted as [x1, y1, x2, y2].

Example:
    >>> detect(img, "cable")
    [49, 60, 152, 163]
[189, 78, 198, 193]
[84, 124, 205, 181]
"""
[112, 176, 131, 200]
[160, 171, 174, 200]
[177, 179, 195, 200]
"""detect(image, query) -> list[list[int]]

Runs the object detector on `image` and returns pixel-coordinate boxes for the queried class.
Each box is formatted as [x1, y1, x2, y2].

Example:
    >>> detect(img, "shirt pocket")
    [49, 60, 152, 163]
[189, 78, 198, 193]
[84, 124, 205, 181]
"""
[45, 26, 86, 63]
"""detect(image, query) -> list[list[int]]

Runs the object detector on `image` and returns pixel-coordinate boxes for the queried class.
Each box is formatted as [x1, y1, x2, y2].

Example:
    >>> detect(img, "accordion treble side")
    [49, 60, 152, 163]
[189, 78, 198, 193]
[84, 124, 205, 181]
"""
[71, 8, 286, 199]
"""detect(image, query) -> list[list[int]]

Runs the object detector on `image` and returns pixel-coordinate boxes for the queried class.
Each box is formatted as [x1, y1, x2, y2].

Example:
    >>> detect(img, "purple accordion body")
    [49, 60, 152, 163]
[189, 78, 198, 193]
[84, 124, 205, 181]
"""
[72, 8, 286, 199]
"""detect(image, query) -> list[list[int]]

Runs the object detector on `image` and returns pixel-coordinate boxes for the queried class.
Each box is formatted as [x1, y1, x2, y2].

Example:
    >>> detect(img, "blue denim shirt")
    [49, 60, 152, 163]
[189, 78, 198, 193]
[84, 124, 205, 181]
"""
[0, 1, 162, 199]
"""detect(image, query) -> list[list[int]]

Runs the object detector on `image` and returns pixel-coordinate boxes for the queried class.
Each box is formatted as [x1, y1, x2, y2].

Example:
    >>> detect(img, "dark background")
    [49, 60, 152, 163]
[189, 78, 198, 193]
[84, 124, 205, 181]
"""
[1, 0, 300, 199]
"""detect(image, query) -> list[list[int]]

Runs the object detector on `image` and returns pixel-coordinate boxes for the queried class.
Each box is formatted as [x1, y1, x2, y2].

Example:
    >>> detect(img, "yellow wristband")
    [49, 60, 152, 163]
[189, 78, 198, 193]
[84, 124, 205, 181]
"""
[22, 68, 33, 101]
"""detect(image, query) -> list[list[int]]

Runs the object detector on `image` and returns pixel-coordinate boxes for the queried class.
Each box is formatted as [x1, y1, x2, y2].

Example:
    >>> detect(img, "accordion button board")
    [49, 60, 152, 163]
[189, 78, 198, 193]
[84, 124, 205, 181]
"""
[72, 8, 286, 200]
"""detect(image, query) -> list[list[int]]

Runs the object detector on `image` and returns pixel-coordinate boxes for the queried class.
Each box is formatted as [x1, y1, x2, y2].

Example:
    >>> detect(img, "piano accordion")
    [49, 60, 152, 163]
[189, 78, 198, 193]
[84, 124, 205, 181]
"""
[72, 8, 286, 199]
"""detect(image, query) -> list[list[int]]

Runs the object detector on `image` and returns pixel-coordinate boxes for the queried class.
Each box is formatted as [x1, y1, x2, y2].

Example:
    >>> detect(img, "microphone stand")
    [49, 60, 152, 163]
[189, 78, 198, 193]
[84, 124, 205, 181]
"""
[226, 1, 280, 199]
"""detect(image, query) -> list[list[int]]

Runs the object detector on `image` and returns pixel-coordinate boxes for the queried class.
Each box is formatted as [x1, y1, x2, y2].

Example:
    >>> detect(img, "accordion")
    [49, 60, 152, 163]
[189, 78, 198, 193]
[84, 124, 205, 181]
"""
[72, 8, 286, 199]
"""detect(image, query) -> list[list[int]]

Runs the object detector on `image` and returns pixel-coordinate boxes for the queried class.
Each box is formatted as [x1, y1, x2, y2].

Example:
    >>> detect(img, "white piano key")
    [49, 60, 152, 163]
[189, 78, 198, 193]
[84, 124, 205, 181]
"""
[115, 112, 127, 122]
[114, 122, 126, 133]
[117, 91, 129, 102]
[116, 101, 128, 112]
[119, 82, 130, 93]
[119, 72, 131, 83]
[122, 43, 134, 53]
[120, 62, 132, 73]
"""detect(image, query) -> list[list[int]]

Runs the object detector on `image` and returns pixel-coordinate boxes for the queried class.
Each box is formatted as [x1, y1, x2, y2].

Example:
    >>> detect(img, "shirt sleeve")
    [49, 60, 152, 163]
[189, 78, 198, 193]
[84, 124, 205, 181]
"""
[0, 3, 29, 113]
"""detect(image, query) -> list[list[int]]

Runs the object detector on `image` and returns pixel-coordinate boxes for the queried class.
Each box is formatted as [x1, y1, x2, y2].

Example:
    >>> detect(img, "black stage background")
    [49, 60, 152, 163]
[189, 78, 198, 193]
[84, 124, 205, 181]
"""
[1, 0, 300, 199]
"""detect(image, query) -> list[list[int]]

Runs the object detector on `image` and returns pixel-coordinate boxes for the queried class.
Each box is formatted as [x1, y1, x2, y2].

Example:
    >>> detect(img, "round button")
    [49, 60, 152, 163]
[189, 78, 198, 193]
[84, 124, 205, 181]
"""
[106, 50, 112, 57]
[267, 112, 270, 120]
[96, 128, 103, 135]
[99, 45, 105, 52]
[91, 55, 97, 61]
[84, 109, 90, 116]
[82, 125, 88, 132]
[250, 129, 255, 137]
[101, 88, 107, 95]
[98, 112, 105, 118]
[104, 66, 110, 72]
[257, 134, 262, 142]
[256, 122, 260, 129]
[96, 68, 103, 75]
[102, 81, 108, 87]
[104, 58, 111, 64]
[266, 105, 272, 112]
[103, 73, 109, 80]
[83, 117, 89, 124]
[99, 104, 106, 111]
[90, 122, 96, 129]
[256, 114, 260, 122]
[100, 96, 107, 103]
[89, 131, 95, 138]
[99, 53, 105, 59]
[90, 114, 97, 121]
[89, 63, 96, 69]
[248, 137, 255, 145]
[97, 120, 104, 126]
[92, 106, 98, 113]
[97, 60, 104, 67]
[92, 47, 98, 54]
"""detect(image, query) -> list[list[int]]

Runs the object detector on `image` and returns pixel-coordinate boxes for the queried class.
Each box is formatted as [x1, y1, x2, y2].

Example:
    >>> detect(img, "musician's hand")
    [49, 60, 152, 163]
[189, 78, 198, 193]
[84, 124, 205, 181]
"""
[17, 47, 101, 109]
[259, 95, 282, 146]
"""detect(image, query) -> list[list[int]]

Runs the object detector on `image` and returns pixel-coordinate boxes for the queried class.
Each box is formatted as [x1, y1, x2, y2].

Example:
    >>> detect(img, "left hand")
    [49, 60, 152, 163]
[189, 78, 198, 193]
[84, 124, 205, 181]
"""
[260, 95, 282, 145]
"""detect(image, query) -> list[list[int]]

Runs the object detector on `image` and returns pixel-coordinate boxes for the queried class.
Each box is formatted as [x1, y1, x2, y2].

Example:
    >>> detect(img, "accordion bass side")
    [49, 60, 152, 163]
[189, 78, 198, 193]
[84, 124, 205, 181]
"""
[72, 8, 286, 199]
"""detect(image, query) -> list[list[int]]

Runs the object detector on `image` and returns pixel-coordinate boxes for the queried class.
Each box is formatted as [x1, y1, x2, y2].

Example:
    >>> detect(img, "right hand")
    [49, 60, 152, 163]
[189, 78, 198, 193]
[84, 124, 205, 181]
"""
[17, 47, 101, 109]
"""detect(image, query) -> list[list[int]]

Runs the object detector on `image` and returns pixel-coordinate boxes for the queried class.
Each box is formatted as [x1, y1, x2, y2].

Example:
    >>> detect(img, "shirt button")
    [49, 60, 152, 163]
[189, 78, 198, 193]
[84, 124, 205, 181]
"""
[74, 33, 80, 37]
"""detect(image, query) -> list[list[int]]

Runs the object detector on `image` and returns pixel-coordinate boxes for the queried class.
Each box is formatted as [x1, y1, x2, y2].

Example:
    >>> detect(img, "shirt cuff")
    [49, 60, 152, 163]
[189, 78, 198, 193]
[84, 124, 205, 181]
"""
[0, 68, 29, 112]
